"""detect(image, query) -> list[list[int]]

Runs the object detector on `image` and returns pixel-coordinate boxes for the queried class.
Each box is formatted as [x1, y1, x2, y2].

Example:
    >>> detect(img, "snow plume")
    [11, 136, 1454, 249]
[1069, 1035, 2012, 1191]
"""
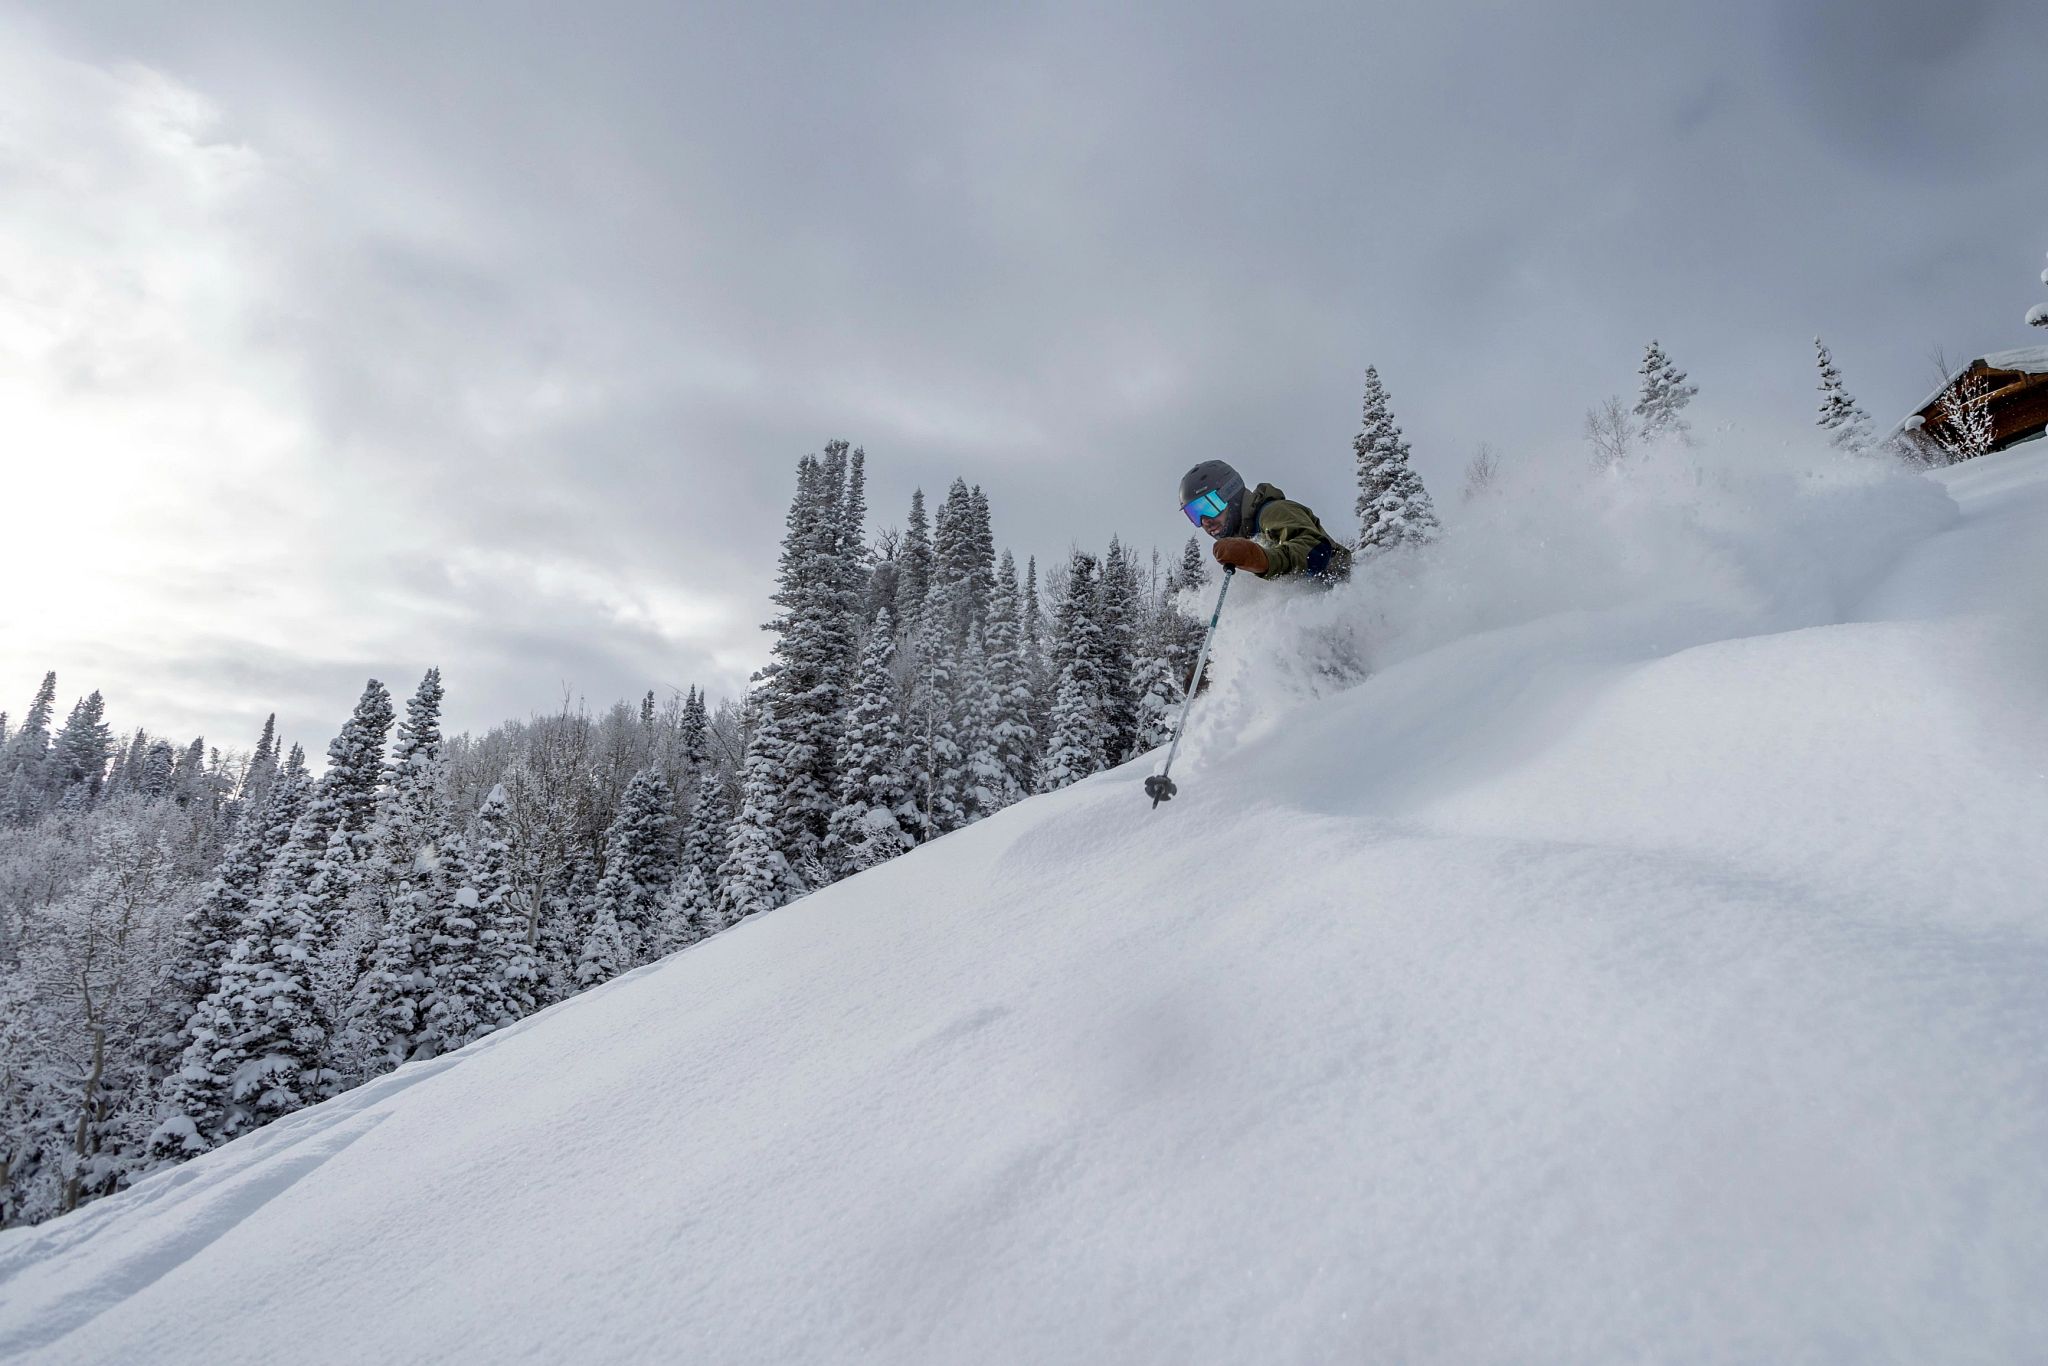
[1178, 438, 1956, 769]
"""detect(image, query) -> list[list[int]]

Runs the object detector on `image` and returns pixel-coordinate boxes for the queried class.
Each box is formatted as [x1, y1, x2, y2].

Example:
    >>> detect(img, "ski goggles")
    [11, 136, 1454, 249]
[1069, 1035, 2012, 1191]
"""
[1183, 489, 1231, 525]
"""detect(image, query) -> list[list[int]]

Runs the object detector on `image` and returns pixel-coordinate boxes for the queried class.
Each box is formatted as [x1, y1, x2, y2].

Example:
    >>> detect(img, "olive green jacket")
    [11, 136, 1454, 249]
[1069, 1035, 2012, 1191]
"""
[1241, 483, 1352, 582]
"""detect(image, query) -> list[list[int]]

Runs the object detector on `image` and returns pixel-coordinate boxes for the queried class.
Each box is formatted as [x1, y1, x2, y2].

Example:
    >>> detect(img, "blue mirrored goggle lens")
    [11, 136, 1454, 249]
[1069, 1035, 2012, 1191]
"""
[1183, 489, 1229, 524]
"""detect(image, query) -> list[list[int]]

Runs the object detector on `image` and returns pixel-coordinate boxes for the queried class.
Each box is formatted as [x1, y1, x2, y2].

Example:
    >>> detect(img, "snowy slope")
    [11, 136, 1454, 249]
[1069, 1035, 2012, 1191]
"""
[5, 447, 2047, 1364]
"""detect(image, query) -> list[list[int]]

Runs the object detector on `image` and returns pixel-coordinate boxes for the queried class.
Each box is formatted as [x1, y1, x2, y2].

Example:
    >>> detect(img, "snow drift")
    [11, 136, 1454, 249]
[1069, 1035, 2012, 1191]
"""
[3, 443, 2046, 1364]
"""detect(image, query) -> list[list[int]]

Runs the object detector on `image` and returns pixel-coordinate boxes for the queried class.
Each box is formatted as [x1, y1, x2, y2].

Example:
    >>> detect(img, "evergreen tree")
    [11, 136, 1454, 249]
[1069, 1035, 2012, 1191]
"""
[171, 738, 211, 810]
[1159, 537, 1211, 689]
[580, 767, 676, 974]
[150, 751, 312, 1158]
[652, 860, 716, 956]
[51, 691, 113, 808]
[1129, 653, 1185, 756]
[414, 832, 489, 1056]
[240, 714, 279, 814]
[826, 609, 918, 873]
[470, 784, 538, 1029]
[574, 894, 631, 987]
[838, 443, 871, 628]
[352, 871, 427, 1075]
[904, 607, 966, 838]
[1634, 340, 1698, 442]
[1097, 540, 1143, 763]
[1813, 338, 1875, 454]
[3, 672, 57, 824]
[157, 741, 302, 1067]
[1041, 552, 1111, 790]
[899, 488, 934, 623]
[103, 729, 148, 803]
[717, 701, 805, 923]
[686, 763, 733, 900]
[950, 622, 1004, 824]
[138, 741, 177, 800]
[1353, 366, 1441, 554]
[1021, 554, 1051, 749]
[210, 682, 392, 1123]
[983, 553, 1039, 805]
[158, 754, 330, 1145]
[968, 487, 997, 631]
[678, 687, 709, 772]
[760, 454, 857, 874]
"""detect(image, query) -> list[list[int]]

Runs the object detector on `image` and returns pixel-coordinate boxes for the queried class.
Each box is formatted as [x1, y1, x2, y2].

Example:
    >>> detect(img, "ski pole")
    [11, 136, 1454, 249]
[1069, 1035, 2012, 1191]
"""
[1145, 566, 1234, 808]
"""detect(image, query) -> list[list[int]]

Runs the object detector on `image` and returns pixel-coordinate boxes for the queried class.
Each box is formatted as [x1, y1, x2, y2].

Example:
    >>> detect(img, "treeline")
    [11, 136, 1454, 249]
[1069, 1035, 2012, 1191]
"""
[0, 441, 1219, 1227]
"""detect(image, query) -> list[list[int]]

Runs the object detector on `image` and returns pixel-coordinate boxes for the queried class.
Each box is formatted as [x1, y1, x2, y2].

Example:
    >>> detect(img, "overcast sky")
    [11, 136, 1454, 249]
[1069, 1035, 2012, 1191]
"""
[1, 0, 2040, 758]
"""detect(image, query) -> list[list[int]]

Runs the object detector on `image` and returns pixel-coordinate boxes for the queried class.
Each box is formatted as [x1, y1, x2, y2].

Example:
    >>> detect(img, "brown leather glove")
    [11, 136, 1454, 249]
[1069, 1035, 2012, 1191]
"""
[1212, 537, 1269, 574]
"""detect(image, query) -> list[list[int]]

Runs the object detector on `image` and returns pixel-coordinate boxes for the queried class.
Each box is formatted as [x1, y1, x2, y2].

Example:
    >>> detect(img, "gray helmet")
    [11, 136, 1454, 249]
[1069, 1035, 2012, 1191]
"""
[1179, 460, 1246, 533]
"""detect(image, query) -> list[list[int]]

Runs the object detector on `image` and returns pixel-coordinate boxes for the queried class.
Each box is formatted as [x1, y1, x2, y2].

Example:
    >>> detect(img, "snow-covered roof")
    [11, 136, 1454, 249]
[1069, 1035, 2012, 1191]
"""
[1981, 344, 2048, 375]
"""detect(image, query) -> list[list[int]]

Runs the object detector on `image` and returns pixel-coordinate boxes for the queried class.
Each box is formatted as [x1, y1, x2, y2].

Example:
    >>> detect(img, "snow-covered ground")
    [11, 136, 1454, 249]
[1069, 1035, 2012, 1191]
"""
[4, 445, 2046, 1364]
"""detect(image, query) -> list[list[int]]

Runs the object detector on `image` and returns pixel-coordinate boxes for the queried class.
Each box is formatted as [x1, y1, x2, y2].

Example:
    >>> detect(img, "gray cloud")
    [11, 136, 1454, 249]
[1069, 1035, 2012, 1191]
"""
[4, 0, 2041, 750]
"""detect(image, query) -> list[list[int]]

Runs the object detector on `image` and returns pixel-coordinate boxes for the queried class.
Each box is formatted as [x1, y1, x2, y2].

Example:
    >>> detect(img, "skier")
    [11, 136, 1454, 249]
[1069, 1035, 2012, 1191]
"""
[1179, 460, 1351, 583]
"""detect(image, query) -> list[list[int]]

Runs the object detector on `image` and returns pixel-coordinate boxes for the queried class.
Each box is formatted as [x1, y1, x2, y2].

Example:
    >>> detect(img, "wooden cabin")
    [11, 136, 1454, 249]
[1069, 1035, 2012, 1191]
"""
[1894, 346, 2048, 461]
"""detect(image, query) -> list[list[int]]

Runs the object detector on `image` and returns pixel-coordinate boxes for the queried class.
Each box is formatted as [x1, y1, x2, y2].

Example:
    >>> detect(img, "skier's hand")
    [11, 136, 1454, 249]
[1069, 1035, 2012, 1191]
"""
[1212, 538, 1269, 574]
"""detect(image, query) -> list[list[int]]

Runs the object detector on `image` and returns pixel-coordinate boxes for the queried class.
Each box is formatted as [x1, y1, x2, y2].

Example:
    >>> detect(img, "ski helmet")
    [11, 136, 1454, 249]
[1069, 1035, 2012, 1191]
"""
[1179, 460, 1246, 532]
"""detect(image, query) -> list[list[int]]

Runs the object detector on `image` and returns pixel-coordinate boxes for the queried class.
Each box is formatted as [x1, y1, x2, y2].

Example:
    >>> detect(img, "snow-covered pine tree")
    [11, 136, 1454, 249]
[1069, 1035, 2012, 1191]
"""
[352, 869, 427, 1076]
[100, 728, 146, 804]
[838, 444, 872, 624]
[470, 784, 538, 1030]
[686, 762, 732, 904]
[983, 552, 1038, 806]
[239, 714, 279, 816]
[826, 608, 918, 873]
[155, 736, 305, 1091]
[930, 478, 987, 644]
[137, 741, 176, 800]
[679, 687, 709, 773]
[1634, 340, 1699, 443]
[579, 767, 676, 975]
[950, 621, 1005, 824]
[346, 671, 453, 1077]
[170, 738, 210, 811]
[1813, 338, 1875, 454]
[717, 699, 806, 923]
[412, 832, 490, 1057]
[1097, 539, 1143, 763]
[230, 681, 394, 1113]
[1353, 366, 1442, 555]
[899, 488, 934, 626]
[966, 485, 997, 637]
[575, 895, 630, 987]
[1041, 552, 1111, 791]
[651, 859, 715, 957]
[51, 691, 113, 809]
[1157, 536, 1210, 692]
[150, 750, 312, 1159]
[759, 453, 858, 877]
[904, 604, 966, 838]
[3, 672, 57, 825]
[1021, 554, 1053, 750]
[160, 754, 328, 1145]
[1129, 652, 1185, 757]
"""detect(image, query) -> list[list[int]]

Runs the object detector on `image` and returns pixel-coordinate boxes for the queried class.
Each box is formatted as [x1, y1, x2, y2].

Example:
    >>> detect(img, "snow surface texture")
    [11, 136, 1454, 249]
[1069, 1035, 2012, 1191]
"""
[5, 443, 2047, 1364]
